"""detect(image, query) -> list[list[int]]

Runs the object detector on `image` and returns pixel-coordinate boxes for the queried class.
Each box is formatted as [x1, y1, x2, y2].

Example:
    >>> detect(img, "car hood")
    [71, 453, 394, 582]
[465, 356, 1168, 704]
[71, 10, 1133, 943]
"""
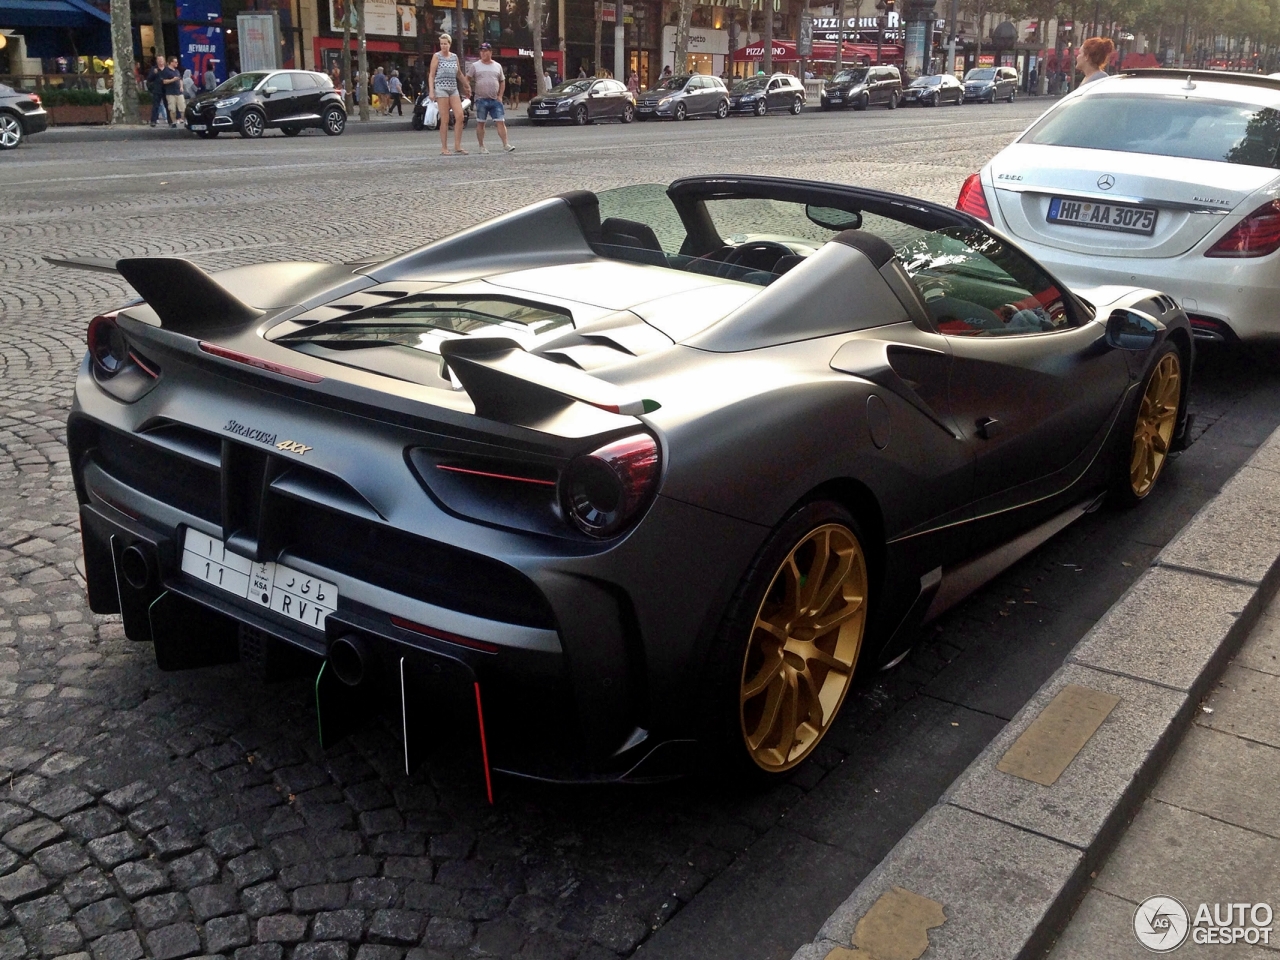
[988, 142, 1280, 258]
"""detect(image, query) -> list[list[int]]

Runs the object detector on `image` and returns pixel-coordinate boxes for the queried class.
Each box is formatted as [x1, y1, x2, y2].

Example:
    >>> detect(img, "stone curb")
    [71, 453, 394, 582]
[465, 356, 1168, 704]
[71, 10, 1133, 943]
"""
[790, 424, 1280, 960]
[34, 114, 532, 144]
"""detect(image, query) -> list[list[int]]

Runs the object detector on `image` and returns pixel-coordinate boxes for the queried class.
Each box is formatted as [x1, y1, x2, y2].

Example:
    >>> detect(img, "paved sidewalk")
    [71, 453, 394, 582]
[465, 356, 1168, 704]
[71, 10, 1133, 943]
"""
[1050, 595, 1280, 958]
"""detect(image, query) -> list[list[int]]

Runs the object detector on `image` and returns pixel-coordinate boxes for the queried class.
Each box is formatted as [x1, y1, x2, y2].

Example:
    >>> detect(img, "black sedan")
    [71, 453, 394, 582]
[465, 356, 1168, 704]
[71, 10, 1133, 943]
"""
[728, 74, 807, 115]
[528, 78, 636, 125]
[902, 73, 963, 106]
[184, 69, 346, 138]
[58, 175, 1192, 785]
[0, 83, 48, 149]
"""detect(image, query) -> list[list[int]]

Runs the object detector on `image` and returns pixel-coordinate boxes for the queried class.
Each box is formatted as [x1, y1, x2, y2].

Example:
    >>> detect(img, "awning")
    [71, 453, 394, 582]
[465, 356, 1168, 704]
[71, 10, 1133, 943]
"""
[732, 40, 903, 64]
[0, 0, 111, 28]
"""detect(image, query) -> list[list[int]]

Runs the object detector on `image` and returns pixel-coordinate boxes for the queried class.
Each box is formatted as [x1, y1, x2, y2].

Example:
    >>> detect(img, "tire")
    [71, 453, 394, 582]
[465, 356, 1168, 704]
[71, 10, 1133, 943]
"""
[322, 106, 346, 136]
[886, 91, 898, 109]
[1008, 88, 1016, 103]
[622, 103, 635, 123]
[753, 99, 766, 117]
[0, 112, 22, 149]
[1112, 342, 1184, 507]
[237, 109, 265, 139]
[854, 93, 869, 111]
[716, 99, 729, 119]
[674, 102, 688, 121]
[573, 104, 589, 125]
[701, 500, 873, 781]
[790, 96, 803, 115]
[281, 125, 301, 137]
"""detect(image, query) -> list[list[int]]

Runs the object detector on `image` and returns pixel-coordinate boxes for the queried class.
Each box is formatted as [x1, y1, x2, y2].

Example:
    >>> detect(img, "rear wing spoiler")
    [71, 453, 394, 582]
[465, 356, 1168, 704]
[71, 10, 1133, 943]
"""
[440, 338, 660, 421]
[45, 255, 263, 331]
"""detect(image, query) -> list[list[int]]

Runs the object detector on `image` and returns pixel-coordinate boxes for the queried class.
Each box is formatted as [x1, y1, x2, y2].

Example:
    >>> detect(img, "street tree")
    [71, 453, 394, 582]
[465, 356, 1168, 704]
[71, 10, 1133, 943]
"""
[674, 0, 694, 75]
[529, 0, 547, 94]
[341, 1, 353, 110]
[111, 0, 140, 123]
[763, 0, 774, 72]
[147, 0, 166, 61]
[356, 0, 370, 120]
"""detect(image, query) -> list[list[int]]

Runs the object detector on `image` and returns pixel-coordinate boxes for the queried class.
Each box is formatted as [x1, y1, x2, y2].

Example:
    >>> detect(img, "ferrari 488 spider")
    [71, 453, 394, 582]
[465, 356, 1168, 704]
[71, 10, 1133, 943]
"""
[62, 175, 1193, 785]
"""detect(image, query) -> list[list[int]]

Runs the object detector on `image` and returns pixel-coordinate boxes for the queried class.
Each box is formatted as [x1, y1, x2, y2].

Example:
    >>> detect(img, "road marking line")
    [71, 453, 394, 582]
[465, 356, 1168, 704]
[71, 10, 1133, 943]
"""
[997, 683, 1121, 786]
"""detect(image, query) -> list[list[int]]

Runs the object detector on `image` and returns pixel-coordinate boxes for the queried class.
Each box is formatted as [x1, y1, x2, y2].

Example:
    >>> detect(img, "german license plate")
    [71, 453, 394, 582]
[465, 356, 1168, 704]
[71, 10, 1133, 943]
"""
[180, 529, 337, 630]
[1047, 196, 1157, 235]
[189, 124, 206, 131]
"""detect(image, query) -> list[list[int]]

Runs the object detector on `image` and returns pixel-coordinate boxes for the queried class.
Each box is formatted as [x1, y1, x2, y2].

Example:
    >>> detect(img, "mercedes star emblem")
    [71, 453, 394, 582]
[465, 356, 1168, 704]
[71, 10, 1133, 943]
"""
[1097, 174, 1116, 190]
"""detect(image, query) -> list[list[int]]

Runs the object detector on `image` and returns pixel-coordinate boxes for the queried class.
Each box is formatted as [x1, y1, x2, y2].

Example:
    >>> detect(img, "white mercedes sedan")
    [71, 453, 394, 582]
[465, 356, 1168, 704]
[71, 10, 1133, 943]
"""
[957, 70, 1280, 342]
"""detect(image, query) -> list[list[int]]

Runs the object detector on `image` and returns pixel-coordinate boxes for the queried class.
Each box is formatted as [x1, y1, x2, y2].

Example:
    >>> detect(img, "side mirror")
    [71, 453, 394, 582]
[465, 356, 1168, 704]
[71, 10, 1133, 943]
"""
[1106, 308, 1164, 350]
[263, 86, 277, 96]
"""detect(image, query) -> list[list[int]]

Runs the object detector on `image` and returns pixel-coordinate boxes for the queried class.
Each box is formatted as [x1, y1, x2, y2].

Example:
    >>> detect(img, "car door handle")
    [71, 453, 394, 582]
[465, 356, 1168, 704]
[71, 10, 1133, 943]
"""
[976, 417, 1002, 440]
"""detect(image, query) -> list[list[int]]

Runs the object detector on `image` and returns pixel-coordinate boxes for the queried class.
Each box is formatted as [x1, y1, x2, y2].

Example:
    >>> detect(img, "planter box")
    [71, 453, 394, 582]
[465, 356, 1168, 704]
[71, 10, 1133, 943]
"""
[47, 103, 111, 125]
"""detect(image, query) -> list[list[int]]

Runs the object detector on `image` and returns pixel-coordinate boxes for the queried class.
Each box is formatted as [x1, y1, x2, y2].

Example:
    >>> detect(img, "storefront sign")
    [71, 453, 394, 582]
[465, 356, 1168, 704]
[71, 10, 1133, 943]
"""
[601, 4, 634, 24]
[977, 53, 995, 66]
[331, 0, 415, 37]
[176, 0, 221, 24]
[179, 23, 225, 81]
[237, 13, 280, 71]
[814, 13, 899, 29]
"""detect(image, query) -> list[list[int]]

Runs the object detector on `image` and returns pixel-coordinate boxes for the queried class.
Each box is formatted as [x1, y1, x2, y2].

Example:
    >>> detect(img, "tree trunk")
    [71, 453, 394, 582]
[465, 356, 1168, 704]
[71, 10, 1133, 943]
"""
[763, 0, 773, 73]
[342, 11, 353, 110]
[594, 0, 602, 73]
[147, 0, 167, 61]
[835, 0, 846, 73]
[111, 0, 140, 124]
[674, 0, 694, 73]
[356, 0, 369, 120]
[416, 0, 428, 93]
[529, 0, 546, 94]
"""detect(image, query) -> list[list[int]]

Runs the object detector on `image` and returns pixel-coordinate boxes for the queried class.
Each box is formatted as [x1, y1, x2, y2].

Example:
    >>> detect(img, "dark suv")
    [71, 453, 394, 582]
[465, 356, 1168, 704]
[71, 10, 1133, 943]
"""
[962, 66, 1019, 103]
[184, 69, 347, 139]
[820, 65, 902, 110]
[728, 74, 806, 116]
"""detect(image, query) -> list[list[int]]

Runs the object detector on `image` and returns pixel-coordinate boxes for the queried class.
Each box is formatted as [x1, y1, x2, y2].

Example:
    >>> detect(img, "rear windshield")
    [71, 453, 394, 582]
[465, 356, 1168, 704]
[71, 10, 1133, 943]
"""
[1024, 93, 1280, 168]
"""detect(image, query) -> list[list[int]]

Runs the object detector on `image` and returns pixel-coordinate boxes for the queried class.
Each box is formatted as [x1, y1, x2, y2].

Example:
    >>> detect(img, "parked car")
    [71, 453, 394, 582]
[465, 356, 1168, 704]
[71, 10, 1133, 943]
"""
[635, 74, 729, 120]
[960, 68, 1280, 342]
[411, 92, 472, 130]
[728, 74, 806, 116]
[184, 69, 347, 139]
[902, 73, 963, 106]
[528, 78, 636, 125]
[963, 66, 1019, 103]
[60, 173, 1192, 785]
[820, 65, 902, 110]
[0, 84, 48, 149]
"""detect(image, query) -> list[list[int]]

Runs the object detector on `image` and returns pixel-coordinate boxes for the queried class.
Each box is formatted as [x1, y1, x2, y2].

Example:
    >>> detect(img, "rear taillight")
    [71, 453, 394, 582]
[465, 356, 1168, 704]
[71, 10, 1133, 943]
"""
[87, 314, 128, 378]
[30, 94, 40, 107]
[956, 173, 993, 223]
[1205, 200, 1280, 258]
[561, 434, 660, 538]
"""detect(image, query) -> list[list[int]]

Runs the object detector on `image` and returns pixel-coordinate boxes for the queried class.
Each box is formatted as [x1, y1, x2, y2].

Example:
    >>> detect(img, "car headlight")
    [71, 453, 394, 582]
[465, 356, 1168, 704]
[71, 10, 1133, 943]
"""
[658, 97, 672, 106]
[556, 101, 571, 111]
[214, 96, 241, 108]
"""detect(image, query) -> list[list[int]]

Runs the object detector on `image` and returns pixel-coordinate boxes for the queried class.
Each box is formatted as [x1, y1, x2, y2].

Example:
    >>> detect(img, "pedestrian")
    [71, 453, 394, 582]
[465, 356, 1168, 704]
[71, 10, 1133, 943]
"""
[1028, 66, 1037, 95]
[162, 56, 184, 128]
[627, 70, 640, 95]
[387, 69, 404, 115]
[661, 64, 672, 79]
[578, 65, 587, 79]
[182, 68, 197, 100]
[204, 61, 219, 91]
[428, 33, 469, 155]
[467, 43, 514, 154]
[509, 71, 522, 105]
[372, 65, 389, 114]
[146, 57, 167, 126]
[1076, 37, 1114, 86]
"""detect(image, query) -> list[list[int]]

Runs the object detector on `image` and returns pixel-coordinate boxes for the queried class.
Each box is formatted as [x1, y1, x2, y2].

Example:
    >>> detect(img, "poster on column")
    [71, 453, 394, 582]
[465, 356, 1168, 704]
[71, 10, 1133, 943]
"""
[180, 24, 227, 84]
[330, 0, 416, 37]
[176, 0, 222, 23]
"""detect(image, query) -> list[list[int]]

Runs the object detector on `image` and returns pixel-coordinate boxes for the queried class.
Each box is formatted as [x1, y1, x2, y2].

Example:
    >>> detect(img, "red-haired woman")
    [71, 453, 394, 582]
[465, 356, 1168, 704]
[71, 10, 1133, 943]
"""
[1076, 37, 1115, 86]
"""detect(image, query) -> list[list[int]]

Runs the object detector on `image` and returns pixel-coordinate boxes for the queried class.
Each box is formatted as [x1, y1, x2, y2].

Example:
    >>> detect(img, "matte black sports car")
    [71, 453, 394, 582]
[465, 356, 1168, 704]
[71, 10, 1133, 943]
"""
[59, 175, 1192, 787]
[184, 69, 346, 139]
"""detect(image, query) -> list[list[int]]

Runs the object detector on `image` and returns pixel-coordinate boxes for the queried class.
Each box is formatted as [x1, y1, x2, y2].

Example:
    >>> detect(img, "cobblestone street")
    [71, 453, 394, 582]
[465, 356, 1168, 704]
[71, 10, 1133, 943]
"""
[3, 104, 1280, 960]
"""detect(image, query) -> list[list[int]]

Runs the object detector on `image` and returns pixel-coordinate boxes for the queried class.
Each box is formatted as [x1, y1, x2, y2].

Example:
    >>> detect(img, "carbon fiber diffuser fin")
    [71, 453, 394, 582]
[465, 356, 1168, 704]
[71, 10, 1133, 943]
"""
[115, 257, 265, 332]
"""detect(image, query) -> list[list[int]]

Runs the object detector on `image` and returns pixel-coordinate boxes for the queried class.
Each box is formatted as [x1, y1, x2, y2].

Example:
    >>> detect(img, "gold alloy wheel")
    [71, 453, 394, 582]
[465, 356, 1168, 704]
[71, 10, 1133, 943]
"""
[1130, 352, 1181, 499]
[740, 523, 868, 772]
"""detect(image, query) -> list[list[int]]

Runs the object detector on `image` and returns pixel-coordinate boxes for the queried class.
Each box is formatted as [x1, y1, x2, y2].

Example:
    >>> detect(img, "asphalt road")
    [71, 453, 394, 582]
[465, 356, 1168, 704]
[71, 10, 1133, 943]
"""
[2, 101, 1279, 960]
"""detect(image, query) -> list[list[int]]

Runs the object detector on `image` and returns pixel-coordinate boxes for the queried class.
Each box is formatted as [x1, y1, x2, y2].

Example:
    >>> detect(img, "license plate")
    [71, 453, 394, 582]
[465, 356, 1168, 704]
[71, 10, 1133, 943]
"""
[181, 529, 337, 630]
[827, 95, 842, 101]
[189, 124, 206, 131]
[532, 108, 549, 114]
[638, 106, 653, 111]
[1047, 197, 1157, 235]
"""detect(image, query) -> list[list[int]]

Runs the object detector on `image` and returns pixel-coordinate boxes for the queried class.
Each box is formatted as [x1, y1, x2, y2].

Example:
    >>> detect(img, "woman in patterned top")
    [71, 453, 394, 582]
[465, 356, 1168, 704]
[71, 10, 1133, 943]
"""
[428, 33, 471, 155]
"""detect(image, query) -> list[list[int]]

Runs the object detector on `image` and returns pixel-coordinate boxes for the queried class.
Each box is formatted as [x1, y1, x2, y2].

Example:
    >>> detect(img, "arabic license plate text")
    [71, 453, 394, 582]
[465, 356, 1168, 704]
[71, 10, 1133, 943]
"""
[1047, 197, 1158, 235]
[181, 529, 337, 630]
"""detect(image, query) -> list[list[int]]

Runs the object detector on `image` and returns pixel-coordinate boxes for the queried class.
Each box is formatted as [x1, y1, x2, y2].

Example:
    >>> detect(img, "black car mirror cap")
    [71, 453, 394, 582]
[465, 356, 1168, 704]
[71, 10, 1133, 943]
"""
[1106, 308, 1165, 350]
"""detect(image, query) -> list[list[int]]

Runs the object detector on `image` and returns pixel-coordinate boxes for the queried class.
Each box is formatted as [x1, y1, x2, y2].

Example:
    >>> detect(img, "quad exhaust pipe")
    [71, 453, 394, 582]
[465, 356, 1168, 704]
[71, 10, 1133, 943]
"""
[118, 543, 153, 590]
[328, 634, 372, 687]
